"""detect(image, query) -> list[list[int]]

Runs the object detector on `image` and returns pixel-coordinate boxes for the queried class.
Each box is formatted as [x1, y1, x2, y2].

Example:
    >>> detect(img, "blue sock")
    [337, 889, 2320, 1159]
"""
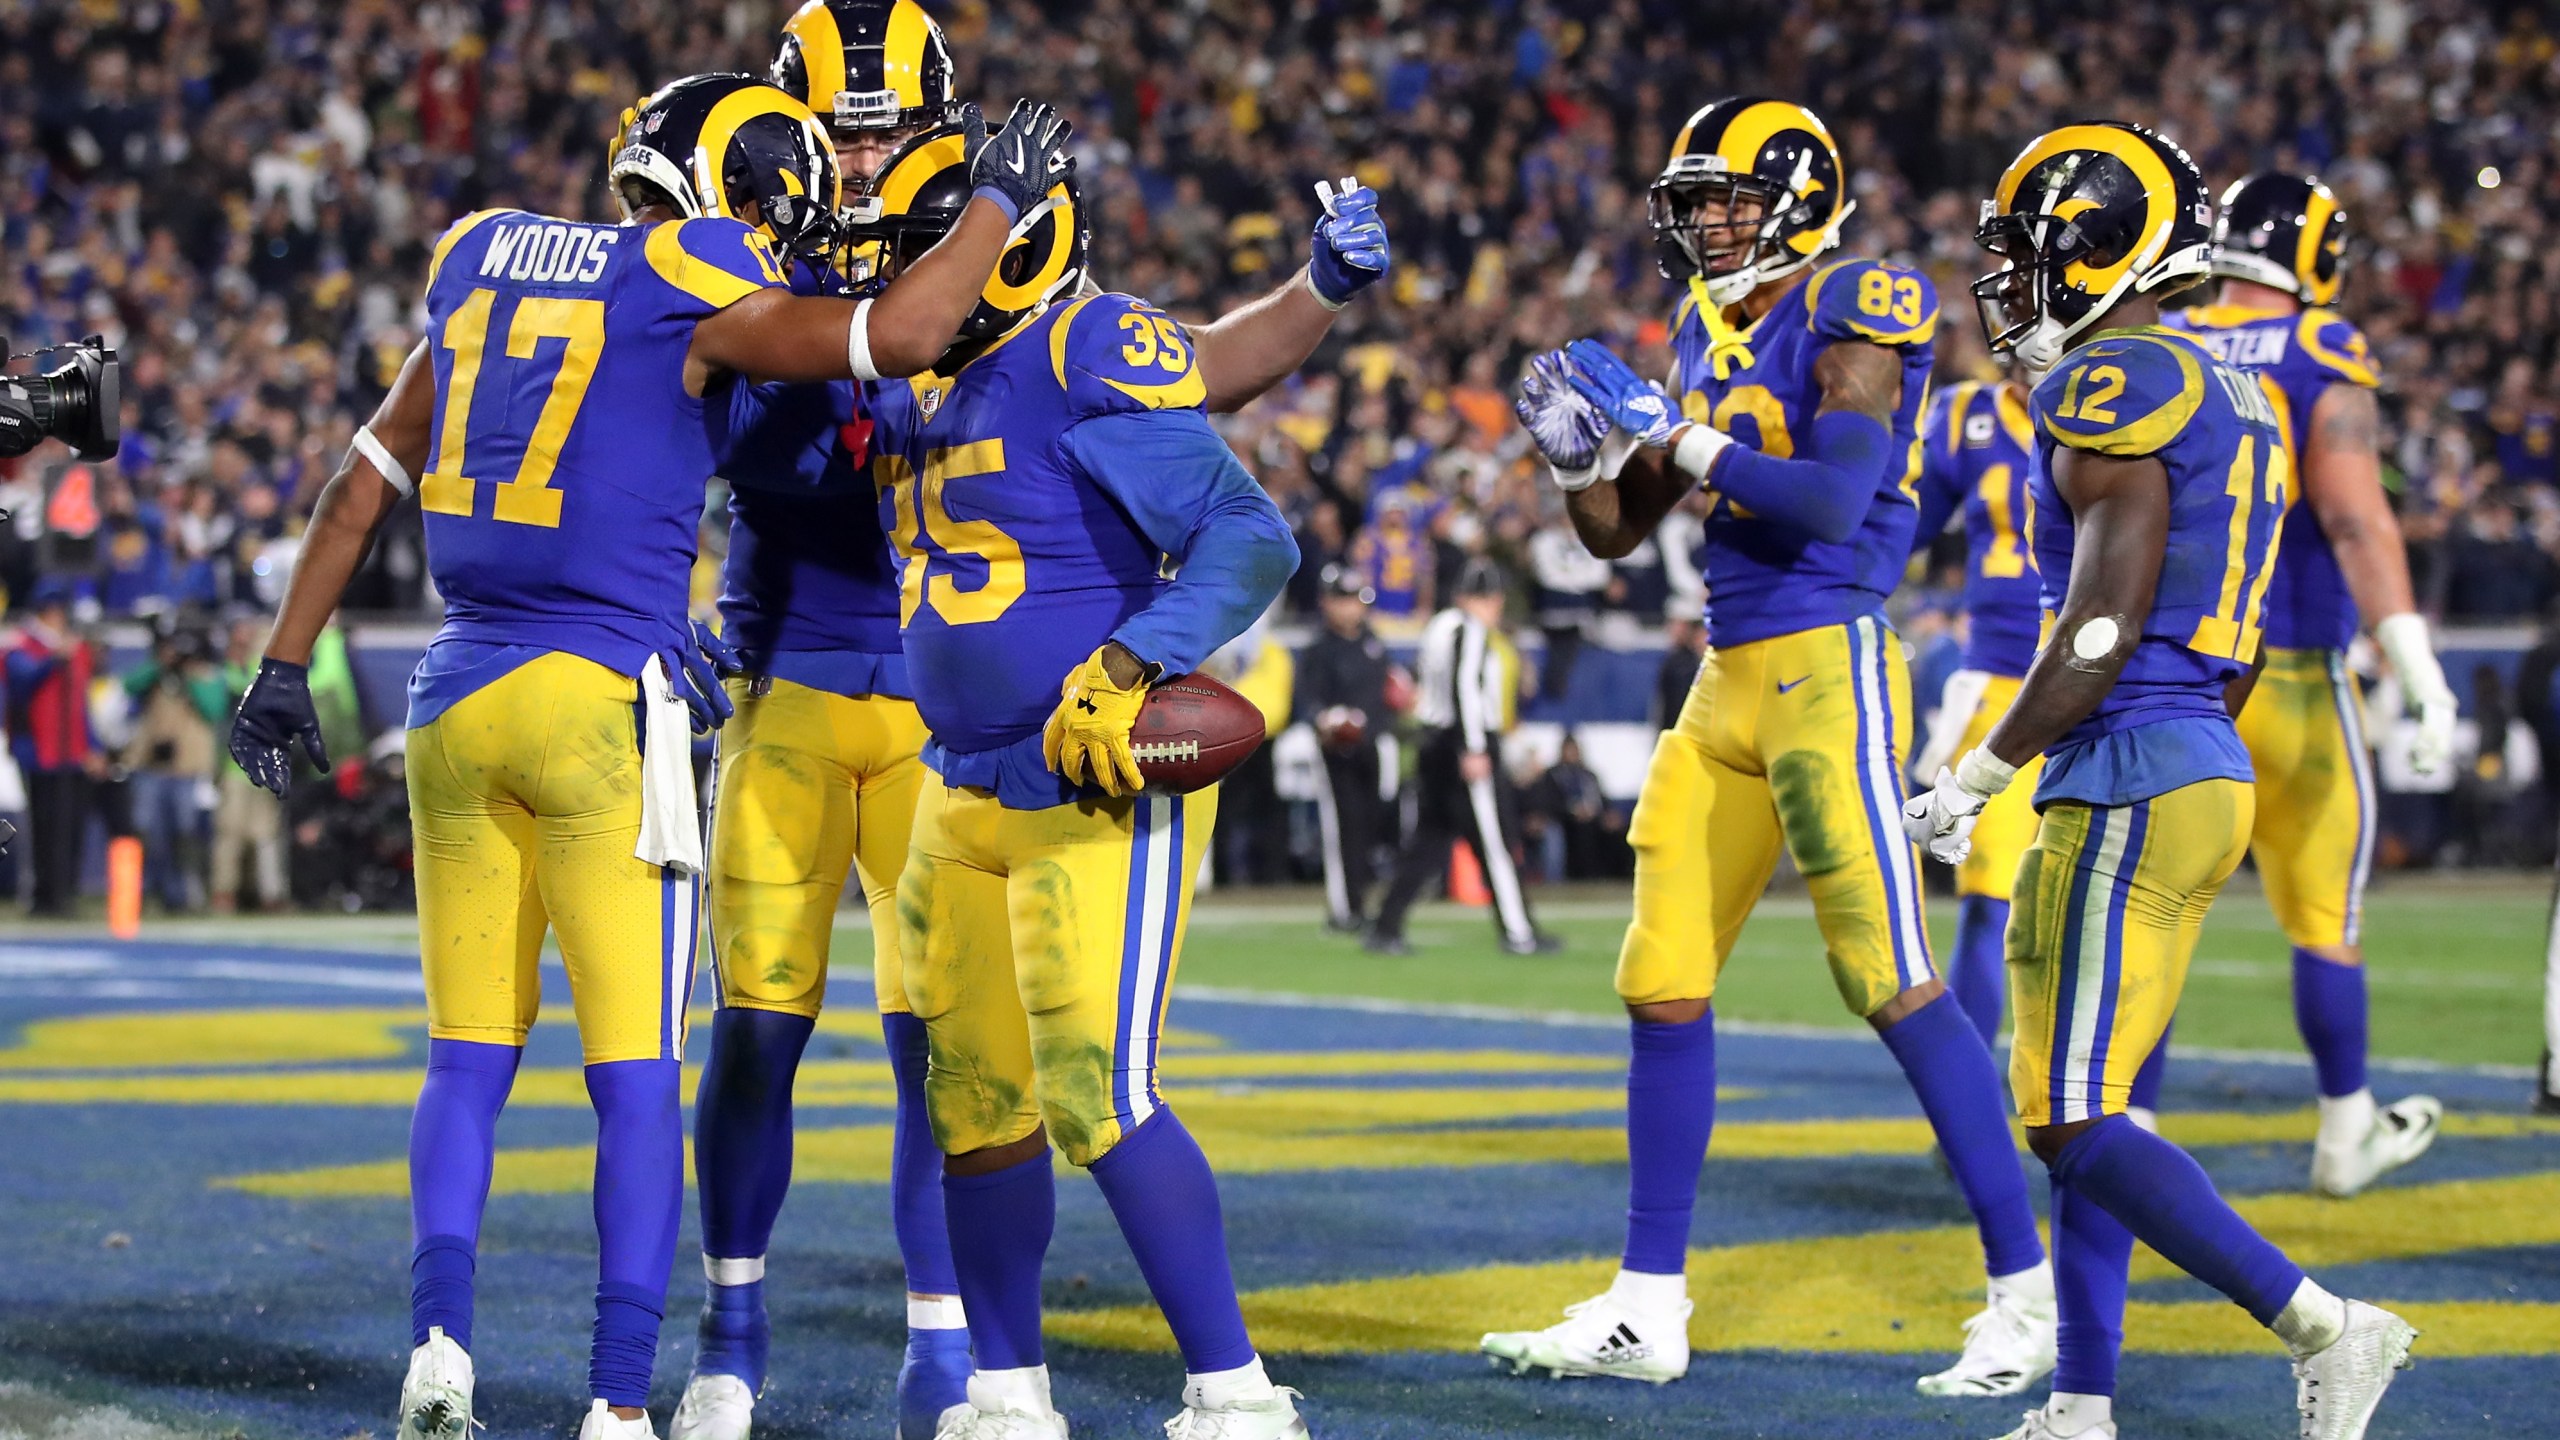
[884, 1012, 962, 1297]
[690, 1008, 814, 1387]
[1622, 1009, 1717, 1274]
[1949, 895, 2009, 1048]
[943, 1148, 1055, 1370]
[1088, 1110, 1255, 1374]
[1880, 991, 2045, 1277]
[588, 1058, 684, 1407]
[2049, 1173, 2133, 1397]
[408, 1039, 522, 1349]
[2054, 1114, 2304, 1324]
[2292, 949, 2368, 1098]
[2129, 1020, 2172, 1114]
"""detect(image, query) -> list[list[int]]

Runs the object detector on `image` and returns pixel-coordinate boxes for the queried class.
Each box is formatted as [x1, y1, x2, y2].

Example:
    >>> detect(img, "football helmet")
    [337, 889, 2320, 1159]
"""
[1973, 122, 2213, 372]
[610, 73, 843, 258]
[2212, 172, 2349, 306]
[1649, 97, 1853, 307]
[844, 121, 1087, 347]
[772, 0, 958, 138]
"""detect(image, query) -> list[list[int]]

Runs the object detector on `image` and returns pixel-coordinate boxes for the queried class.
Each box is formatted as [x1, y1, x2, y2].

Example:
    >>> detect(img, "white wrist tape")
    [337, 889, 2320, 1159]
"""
[1955, 746, 2018, 800]
[2372, 611, 2452, 704]
[846, 297, 880, 382]
[1550, 460, 1599, 493]
[352, 424, 411, 496]
[1670, 423, 1730, 481]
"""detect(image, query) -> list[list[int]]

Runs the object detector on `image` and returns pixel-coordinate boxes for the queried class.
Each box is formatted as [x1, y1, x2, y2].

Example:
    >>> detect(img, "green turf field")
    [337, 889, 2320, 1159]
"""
[80, 870, 2557, 1070]
[1162, 871, 2554, 1069]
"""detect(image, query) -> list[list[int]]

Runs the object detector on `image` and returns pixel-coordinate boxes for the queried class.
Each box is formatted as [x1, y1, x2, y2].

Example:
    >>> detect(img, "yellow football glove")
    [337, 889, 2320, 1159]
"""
[1042, 646, 1150, 796]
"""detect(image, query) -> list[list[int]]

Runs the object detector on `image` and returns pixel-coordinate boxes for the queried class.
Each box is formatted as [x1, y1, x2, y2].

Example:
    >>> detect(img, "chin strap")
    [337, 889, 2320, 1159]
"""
[1687, 275, 1756, 381]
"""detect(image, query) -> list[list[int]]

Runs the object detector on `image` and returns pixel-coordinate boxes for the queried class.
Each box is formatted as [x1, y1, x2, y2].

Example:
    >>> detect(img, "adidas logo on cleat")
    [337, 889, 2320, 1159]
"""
[1591, 1322, 1654, 1366]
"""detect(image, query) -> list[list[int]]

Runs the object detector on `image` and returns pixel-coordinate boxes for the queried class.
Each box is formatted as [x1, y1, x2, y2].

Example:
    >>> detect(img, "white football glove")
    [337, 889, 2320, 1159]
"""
[1900, 749, 2017, 866]
[1515, 350, 1611, 491]
[2373, 611, 2457, 779]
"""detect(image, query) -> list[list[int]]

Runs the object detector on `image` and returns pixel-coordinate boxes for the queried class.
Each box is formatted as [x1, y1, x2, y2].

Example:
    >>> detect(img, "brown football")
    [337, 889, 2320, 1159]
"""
[1131, 672, 1267, 795]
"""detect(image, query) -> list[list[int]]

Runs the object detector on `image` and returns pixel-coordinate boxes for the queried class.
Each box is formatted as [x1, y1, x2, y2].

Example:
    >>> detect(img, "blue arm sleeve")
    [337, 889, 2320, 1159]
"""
[1058, 409, 1300, 675]
[1706, 408, 1892, 546]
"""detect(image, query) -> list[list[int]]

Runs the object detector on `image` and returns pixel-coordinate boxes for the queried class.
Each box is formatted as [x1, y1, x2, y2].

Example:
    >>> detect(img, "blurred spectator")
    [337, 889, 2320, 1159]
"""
[120, 629, 223, 911]
[1519, 734, 1618, 881]
[5, 579, 98, 916]
[209, 616, 284, 912]
[2445, 495, 2558, 619]
[1528, 516, 1609, 696]
[2450, 665, 2543, 867]
[1295, 563, 1398, 932]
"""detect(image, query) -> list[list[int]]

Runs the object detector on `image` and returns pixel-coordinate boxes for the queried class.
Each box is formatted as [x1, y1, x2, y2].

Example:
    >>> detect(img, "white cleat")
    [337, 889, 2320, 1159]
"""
[1918, 1274, 2059, 1397]
[933, 1375, 1070, 1440]
[2294, 1301, 2417, 1440]
[395, 1326, 473, 1440]
[1990, 1404, 2116, 1440]
[2312, 1096, 2442, 1198]
[1479, 1292, 1691, 1384]
[1163, 1386, 1309, 1440]
[579, 1399, 661, 1440]
[668, 1373, 755, 1440]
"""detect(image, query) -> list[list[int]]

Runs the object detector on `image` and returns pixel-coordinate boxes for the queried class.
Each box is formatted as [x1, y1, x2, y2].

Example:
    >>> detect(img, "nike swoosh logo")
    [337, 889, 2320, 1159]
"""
[1006, 134, 1025, 172]
[1777, 675, 1813, 694]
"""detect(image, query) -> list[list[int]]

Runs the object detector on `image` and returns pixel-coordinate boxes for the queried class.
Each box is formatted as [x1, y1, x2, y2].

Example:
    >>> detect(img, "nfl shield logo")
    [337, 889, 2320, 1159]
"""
[919, 385, 945, 421]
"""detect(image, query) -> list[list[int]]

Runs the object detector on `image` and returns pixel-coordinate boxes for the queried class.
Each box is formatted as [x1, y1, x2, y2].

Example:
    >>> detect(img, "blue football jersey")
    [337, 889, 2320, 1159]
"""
[2160, 303, 2378, 651]
[1668, 256, 1937, 647]
[866, 291, 1216, 806]
[1916, 379, 2042, 677]
[415, 208, 784, 691]
[2028, 327, 2294, 806]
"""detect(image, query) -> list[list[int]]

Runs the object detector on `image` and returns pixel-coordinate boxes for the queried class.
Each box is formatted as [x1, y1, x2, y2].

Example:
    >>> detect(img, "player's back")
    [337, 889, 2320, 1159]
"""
[2160, 302, 2376, 651]
[2028, 326, 2293, 805]
[417, 207, 785, 678]
[866, 290, 1205, 804]
[1669, 256, 1937, 646]
[1917, 379, 2041, 677]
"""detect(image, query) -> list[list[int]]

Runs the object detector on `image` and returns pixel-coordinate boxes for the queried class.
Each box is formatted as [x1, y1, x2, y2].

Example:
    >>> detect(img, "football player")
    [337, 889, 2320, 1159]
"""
[2155, 174, 2453, 1195]
[1494, 97, 2055, 1398]
[1911, 367, 2047, 1051]
[853, 131, 1302, 1440]
[1907, 121, 2417, 1440]
[224, 75, 1069, 1440]
[674, 5, 1388, 1438]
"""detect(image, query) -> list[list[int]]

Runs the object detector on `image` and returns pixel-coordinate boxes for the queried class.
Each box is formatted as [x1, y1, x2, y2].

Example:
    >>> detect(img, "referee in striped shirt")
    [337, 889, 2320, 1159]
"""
[1366, 558, 1558, 955]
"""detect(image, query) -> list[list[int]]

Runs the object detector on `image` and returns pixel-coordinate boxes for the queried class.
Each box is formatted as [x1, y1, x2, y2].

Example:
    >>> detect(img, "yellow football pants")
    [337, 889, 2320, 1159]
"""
[2236, 647, 2375, 951]
[899, 781, 1218, 1167]
[2009, 779, 2254, 1127]
[1617, 615, 1933, 1016]
[708, 677, 929, 1017]
[407, 651, 697, 1064]
[1953, 674, 2046, 901]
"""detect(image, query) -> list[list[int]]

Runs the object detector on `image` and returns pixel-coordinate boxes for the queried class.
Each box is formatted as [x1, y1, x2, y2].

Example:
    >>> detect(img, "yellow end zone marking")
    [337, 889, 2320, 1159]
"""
[1051, 1169, 2560, 1359]
[0, 1008, 425, 1070]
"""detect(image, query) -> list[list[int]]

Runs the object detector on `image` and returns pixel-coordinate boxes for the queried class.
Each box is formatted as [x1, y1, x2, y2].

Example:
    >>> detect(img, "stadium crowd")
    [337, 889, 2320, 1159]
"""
[6, 0, 2560, 909]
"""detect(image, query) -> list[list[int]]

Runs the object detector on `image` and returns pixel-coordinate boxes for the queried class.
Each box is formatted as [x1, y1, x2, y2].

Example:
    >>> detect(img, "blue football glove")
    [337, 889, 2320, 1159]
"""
[669, 620, 743, 734]
[1309, 177, 1389, 309]
[1564, 338, 1682, 448]
[1514, 350, 1609, 487]
[228, 657, 328, 796]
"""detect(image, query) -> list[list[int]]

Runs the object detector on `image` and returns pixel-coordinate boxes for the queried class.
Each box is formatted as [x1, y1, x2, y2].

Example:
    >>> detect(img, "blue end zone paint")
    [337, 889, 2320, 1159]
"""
[0, 937, 2552, 1438]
